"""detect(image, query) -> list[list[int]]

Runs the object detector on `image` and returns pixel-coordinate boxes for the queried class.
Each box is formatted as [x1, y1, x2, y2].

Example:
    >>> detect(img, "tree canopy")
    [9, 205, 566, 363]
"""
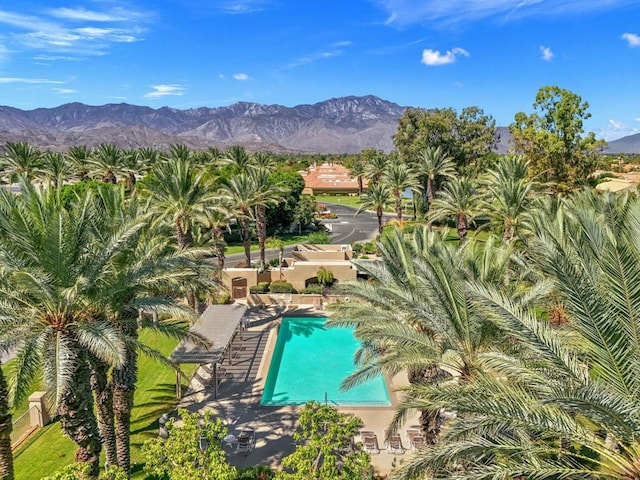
[509, 85, 605, 189]
[393, 106, 497, 173]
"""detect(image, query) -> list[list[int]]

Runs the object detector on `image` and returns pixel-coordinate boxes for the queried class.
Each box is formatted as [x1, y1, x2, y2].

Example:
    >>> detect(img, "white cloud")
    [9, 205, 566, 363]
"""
[374, 0, 634, 27]
[421, 47, 469, 66]
[332, 41, 353, 47]
[218, 1, 270, 14]
[0, 6, 149, 59]
[144, 84, 185, 98]
[285, 50, 342, 69]
[540, 45, 554, 60]
[52, 87, 76, 94]
[218, 73, 226, 79]
[0, 76, 63, 84]
[233, 73, 249, 80]
[598, 119, 640, 141]
[635, 117, 640, 122]
[47, 7, 131, 22]
[622, 32, 640, 47]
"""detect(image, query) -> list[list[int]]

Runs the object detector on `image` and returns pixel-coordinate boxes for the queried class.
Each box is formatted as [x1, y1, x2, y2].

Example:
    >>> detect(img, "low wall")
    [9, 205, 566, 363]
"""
[247, 293, 352, 307]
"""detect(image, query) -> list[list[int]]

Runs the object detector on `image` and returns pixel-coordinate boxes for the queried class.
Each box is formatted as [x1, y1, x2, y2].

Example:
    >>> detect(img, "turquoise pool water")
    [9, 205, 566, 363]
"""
[260, 316, 391, 406]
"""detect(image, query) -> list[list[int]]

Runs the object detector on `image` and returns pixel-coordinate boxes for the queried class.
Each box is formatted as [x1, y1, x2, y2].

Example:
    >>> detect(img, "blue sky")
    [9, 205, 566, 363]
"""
[1, 0, 639, 140]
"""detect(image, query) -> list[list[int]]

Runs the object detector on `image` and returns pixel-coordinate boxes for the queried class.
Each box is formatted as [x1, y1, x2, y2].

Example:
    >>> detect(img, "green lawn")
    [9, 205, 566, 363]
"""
[225, 231, 325, 255]
[314, 194, 362, 208]
[13, 330, 198, 480]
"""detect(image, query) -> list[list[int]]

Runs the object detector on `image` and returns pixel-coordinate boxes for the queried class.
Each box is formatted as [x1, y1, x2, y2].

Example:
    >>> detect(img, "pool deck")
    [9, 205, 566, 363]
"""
[177, 305, 421, 477]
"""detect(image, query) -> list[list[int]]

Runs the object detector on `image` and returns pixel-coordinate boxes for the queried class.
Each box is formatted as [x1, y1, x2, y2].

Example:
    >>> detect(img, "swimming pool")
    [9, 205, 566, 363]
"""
[260, 316, 391, 406]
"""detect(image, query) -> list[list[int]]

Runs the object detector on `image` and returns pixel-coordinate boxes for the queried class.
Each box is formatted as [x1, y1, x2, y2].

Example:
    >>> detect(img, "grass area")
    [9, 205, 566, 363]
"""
[13, 330, 198, 480]
[314, 194, 362, 208]
[225, 231, 321, 255]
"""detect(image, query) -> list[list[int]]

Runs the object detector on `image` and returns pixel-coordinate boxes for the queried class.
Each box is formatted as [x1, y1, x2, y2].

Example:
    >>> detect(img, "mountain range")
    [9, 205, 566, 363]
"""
[0, 95, 637, 154]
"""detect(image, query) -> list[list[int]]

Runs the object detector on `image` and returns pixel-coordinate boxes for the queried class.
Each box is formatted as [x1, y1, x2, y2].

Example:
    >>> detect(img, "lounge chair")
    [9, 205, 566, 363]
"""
[405, 429, 424, 450]
[360, 431, 379, 454]
[235, 428, 256, 454]
[386, 433, 405, 454]
[410, 434, 426, 449]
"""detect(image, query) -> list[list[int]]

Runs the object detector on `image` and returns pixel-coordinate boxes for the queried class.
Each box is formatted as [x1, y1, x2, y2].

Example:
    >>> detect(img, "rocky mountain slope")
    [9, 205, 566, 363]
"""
[0, 96, 637, 154]
[0, 95, 406, 154]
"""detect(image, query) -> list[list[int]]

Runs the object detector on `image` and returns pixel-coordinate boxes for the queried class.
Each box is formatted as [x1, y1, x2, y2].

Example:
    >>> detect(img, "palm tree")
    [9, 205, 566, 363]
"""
[220, 173, 258, 267]
[328, 228, 520, 444]
[250, 169, 285, 271]
[481, 155, 535, 242]
[364, 153, 388, 186]
[0, 364, 12, 480]
[136, 147, 161, 172]
[89, 144, 124, 184]
[267, 236, 285, 279]
[35, 151, 73, 187]
[357, 183, 392, 234]
[250, 151, 277, 171]
[0, 181, 126, 477]
[65, 145, 91, 181]
[220, 145, 252, 172]
[429, 176, 480, 242]
[142, 158, 217, 251]
[381, 159, 419, 223]
[348, 158, 366, 196]
[83, 185, 209, 473]
[203, 203, 233, 272]
[0, 141, 41, 182]
[393, 190, 640, 480]
[412, 146, 456, 220]
[413, 146, 456, 203]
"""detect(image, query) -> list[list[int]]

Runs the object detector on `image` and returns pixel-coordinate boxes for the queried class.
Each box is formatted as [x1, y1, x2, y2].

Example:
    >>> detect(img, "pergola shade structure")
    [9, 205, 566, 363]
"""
[170, 303, 248, 398]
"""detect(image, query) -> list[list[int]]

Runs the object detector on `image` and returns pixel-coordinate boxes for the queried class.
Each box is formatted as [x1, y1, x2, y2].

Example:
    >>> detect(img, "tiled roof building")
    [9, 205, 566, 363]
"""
[300, 162, 367, 194]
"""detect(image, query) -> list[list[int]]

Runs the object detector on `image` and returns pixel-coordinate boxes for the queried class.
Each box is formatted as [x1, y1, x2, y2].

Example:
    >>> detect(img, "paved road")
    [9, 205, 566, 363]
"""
[225, 203, 390, 267]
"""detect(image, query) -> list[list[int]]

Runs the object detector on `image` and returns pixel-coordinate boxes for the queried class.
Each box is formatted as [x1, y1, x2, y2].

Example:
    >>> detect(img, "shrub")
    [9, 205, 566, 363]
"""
[306, 231, 331, 244]
[300, 284, 324, 294]
[316, 267, 334, 286]
[250, 282, 270, 294]
[362, 242, 377, 254]
[269, 281, 296, 293]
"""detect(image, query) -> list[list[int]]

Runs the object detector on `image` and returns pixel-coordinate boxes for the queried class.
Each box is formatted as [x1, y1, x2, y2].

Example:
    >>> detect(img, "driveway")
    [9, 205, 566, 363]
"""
[224, 203, 390, 267]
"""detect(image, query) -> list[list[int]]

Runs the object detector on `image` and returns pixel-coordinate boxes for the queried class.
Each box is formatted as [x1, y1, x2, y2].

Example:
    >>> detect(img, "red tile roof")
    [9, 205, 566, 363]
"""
[300, 162, 367, 193]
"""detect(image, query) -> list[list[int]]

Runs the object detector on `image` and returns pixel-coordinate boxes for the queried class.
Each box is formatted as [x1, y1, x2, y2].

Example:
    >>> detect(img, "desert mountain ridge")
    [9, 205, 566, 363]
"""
[0, 95, 636, 154]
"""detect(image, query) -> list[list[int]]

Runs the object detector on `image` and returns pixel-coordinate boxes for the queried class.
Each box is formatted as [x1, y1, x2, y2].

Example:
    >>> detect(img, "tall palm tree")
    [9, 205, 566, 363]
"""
[0, 142, 42, 182]
[413, 146, 457, 204]
[35, 151, 73, 187]
[89, 144, 124, 184]
[203, 203, 233, 271]
[364, 153, 388, 186]
[357, 183, 392, 234]
[83, 185, 209, 473]
[220, 145, 252, 172]
[429, 176, 481, 242]
[328, 228, 521, 443]
[250, 169, 285, 271]
[65, 145, 91, 181]
[394, 190, 640, 480]
[220, 173, 258, 267]
[250, 151, 277, 171]
[0, 361, 12, 480]
[348, 158, 366, 196]
[142, 158, 217, 251]
[0, 181, 126, 477]
[481, 155, 535, 242]
[382, 159, 419, 223]
[136, 147, 161, 172]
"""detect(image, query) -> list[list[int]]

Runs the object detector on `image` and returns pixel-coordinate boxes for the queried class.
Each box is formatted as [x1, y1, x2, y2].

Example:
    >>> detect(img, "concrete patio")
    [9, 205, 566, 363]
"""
[176, 305, 421, 477]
